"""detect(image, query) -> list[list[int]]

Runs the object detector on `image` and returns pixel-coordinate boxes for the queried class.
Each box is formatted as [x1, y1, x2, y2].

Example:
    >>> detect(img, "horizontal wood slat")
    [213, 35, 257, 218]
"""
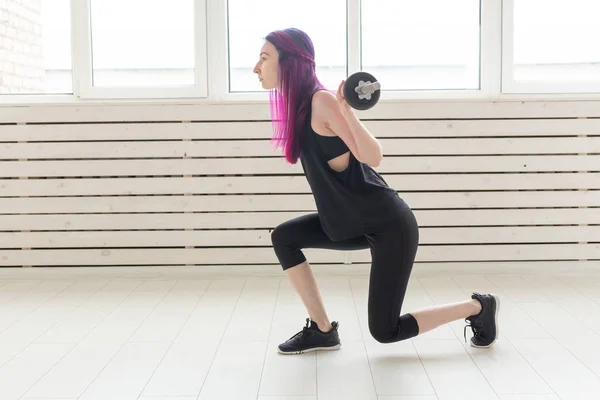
[348, 243, 600, 263]
[2, 155, 599, 177]
[1, 192, 598, 214]
[1, 117, 597, 268]
[1, 226, 597, 248]
[0, 244, 597, 266]
[0, 209, 597, 231]
[2, 119, 600, 142]
[1, 174, 598, 197]
[2, 137, 599, 159]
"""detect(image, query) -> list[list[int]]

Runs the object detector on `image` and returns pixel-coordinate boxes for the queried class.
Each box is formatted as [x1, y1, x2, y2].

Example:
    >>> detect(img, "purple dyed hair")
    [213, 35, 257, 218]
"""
[265, 28, 328, 164]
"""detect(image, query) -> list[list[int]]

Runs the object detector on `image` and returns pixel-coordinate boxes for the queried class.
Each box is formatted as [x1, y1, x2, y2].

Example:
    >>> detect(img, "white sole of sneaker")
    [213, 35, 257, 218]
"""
[277, 344, 341, 355]
[470, 293, 500, 348]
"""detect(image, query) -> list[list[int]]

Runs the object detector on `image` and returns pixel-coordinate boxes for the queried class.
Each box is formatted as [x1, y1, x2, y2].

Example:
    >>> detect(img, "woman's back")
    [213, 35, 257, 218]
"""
[299, 94, 409, 241]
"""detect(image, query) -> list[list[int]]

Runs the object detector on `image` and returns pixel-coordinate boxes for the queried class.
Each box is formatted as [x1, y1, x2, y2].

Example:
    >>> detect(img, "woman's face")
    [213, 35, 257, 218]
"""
[253, 41, 279, 90]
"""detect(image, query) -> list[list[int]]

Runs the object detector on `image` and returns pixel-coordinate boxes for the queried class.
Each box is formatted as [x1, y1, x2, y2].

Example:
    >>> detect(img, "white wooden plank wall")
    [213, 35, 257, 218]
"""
[0, 118, 599, 268]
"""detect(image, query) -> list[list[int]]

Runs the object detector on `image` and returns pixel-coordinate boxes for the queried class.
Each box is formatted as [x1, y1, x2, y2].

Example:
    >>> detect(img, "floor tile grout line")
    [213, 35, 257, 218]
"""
[0, 278, 93, 369]
[136, 279, 215, 400]
[480, 275, 593, 396]
[76, 279, 179, 400]
[0, 280, 45, 330]
[32, 279, 112, 341]
[13, 280, 115, 400]
[517, 275, 600, 337]
[316, 316, 318, 400]
[0, 279, 76, 336]
[489, 333, 563, 400]
[18, 278, 146, 399]
[255, 278, 282, 400]
[195, 278, 248, 400]
[0, 279, 44, 307]
[12, 340, 76, 400]
[417, 276, 500, 399]
[315, 352, 318, 400]
[408, 278, 441, 399]
[479, 286, 565, 400]
[451, 275, 560, 399]
[555, 275, 600, 307]
[11, 273, 600, 400]
[481, 275, 550, 336]
[483, 275, 600, 381]
[347, 277, 380, 398]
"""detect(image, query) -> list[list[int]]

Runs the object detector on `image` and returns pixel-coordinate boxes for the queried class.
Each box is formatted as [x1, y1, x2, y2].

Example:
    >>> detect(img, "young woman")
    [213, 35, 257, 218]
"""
[253, 27, 500, 355]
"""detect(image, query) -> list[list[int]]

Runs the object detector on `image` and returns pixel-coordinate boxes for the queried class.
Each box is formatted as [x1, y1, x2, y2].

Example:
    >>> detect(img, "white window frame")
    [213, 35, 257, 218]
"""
[73, 0, 208, 100]
[353, 0, 499, 101]
[214, 0, 498, 102]
[208, 0, 353, 102]
[501, 0, 600, 94]
[2, 0, 600, 105]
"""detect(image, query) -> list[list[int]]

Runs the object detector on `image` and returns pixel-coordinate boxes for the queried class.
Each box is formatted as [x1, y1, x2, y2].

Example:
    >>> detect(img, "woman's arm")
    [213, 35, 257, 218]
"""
[312, 84, 383, 167]
[339, 106, 383, 167]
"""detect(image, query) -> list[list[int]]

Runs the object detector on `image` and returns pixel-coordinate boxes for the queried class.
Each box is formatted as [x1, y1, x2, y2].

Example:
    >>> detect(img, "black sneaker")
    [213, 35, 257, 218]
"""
[464, 293, 500, 348]
[277, 318, 341, 355]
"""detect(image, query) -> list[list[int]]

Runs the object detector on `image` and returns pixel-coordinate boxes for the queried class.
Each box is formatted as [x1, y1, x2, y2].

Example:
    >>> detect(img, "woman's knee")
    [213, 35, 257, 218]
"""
[270, 224, 285, 249]
[368, 319, 396, 343]
[368, 314, 419, 343]
[270, 221, 299, 251]
[271, 224, 305, 271]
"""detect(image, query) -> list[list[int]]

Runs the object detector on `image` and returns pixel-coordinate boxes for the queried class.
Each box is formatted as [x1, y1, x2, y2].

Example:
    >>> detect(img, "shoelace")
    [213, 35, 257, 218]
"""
[463, 317, 483, 344]
[286, 318, 312, 342]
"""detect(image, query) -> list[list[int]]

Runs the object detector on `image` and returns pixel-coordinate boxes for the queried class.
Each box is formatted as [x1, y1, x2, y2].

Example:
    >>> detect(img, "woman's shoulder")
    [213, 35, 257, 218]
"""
[311, 89, 336, 106]
[310, 89, 337, 122]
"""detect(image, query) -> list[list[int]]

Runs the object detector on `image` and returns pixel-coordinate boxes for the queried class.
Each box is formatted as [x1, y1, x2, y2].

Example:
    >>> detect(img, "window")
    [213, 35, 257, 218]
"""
[3, 0, 600, 102]
[227, 0, 347, 92]
[361, 0, 481, 91]
[89, 0, 195, 87]
[0, 0, 72, 95]
[503, 0, 600, 93]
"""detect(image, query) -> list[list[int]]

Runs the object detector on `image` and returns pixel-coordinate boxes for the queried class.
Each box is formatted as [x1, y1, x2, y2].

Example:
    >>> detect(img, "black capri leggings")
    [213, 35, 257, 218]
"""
[270, 208, 420, 343]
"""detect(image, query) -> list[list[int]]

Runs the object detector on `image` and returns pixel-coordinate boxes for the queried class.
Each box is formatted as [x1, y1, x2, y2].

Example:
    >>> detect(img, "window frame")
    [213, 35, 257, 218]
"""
[217, 0, 496, 102]
[74, 0, 208, 100]
[501, 0, 600, 94]
[220, 0, 352, 100]
[1, 0, 600, 105]
[357, 0, 490, 97]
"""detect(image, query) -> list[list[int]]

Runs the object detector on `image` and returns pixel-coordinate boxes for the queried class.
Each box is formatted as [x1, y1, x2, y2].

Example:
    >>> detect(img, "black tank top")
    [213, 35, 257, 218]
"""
[299, 92, 411, 241]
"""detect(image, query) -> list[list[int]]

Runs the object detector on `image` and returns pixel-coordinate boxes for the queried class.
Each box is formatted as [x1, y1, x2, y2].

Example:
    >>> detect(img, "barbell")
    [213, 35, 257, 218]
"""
[343, 71, 381, 110]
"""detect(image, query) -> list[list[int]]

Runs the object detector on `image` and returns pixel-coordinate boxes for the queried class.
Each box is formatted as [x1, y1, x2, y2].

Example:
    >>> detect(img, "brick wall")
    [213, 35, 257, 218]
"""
[0, 0, 44, 94]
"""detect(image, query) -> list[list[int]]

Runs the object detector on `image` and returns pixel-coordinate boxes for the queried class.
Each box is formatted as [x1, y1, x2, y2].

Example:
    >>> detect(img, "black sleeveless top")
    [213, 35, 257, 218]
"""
[299, 92, 411, 241]
[314, 133, 351, 161]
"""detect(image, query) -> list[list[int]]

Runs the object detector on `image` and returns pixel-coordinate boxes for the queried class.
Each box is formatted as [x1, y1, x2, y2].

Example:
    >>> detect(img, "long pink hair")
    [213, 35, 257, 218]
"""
[265, 28, 328, 164]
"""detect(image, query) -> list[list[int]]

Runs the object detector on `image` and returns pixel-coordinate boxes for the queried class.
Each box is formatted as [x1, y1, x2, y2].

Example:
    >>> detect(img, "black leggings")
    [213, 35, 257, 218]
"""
[271, 209, 420, 343]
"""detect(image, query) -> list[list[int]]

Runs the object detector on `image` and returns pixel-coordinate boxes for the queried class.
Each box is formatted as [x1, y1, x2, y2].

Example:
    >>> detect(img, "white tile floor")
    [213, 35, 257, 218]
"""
[0, 267, 599, 400]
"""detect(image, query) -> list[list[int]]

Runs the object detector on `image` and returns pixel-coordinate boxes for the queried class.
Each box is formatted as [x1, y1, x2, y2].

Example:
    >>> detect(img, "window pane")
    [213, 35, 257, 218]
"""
[0, 0, 72, 94]
[90, 0, 194, 87]
[361, 0, 480, 91]
[227, 0, 347, 92]
[513, 0, 600, 82]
